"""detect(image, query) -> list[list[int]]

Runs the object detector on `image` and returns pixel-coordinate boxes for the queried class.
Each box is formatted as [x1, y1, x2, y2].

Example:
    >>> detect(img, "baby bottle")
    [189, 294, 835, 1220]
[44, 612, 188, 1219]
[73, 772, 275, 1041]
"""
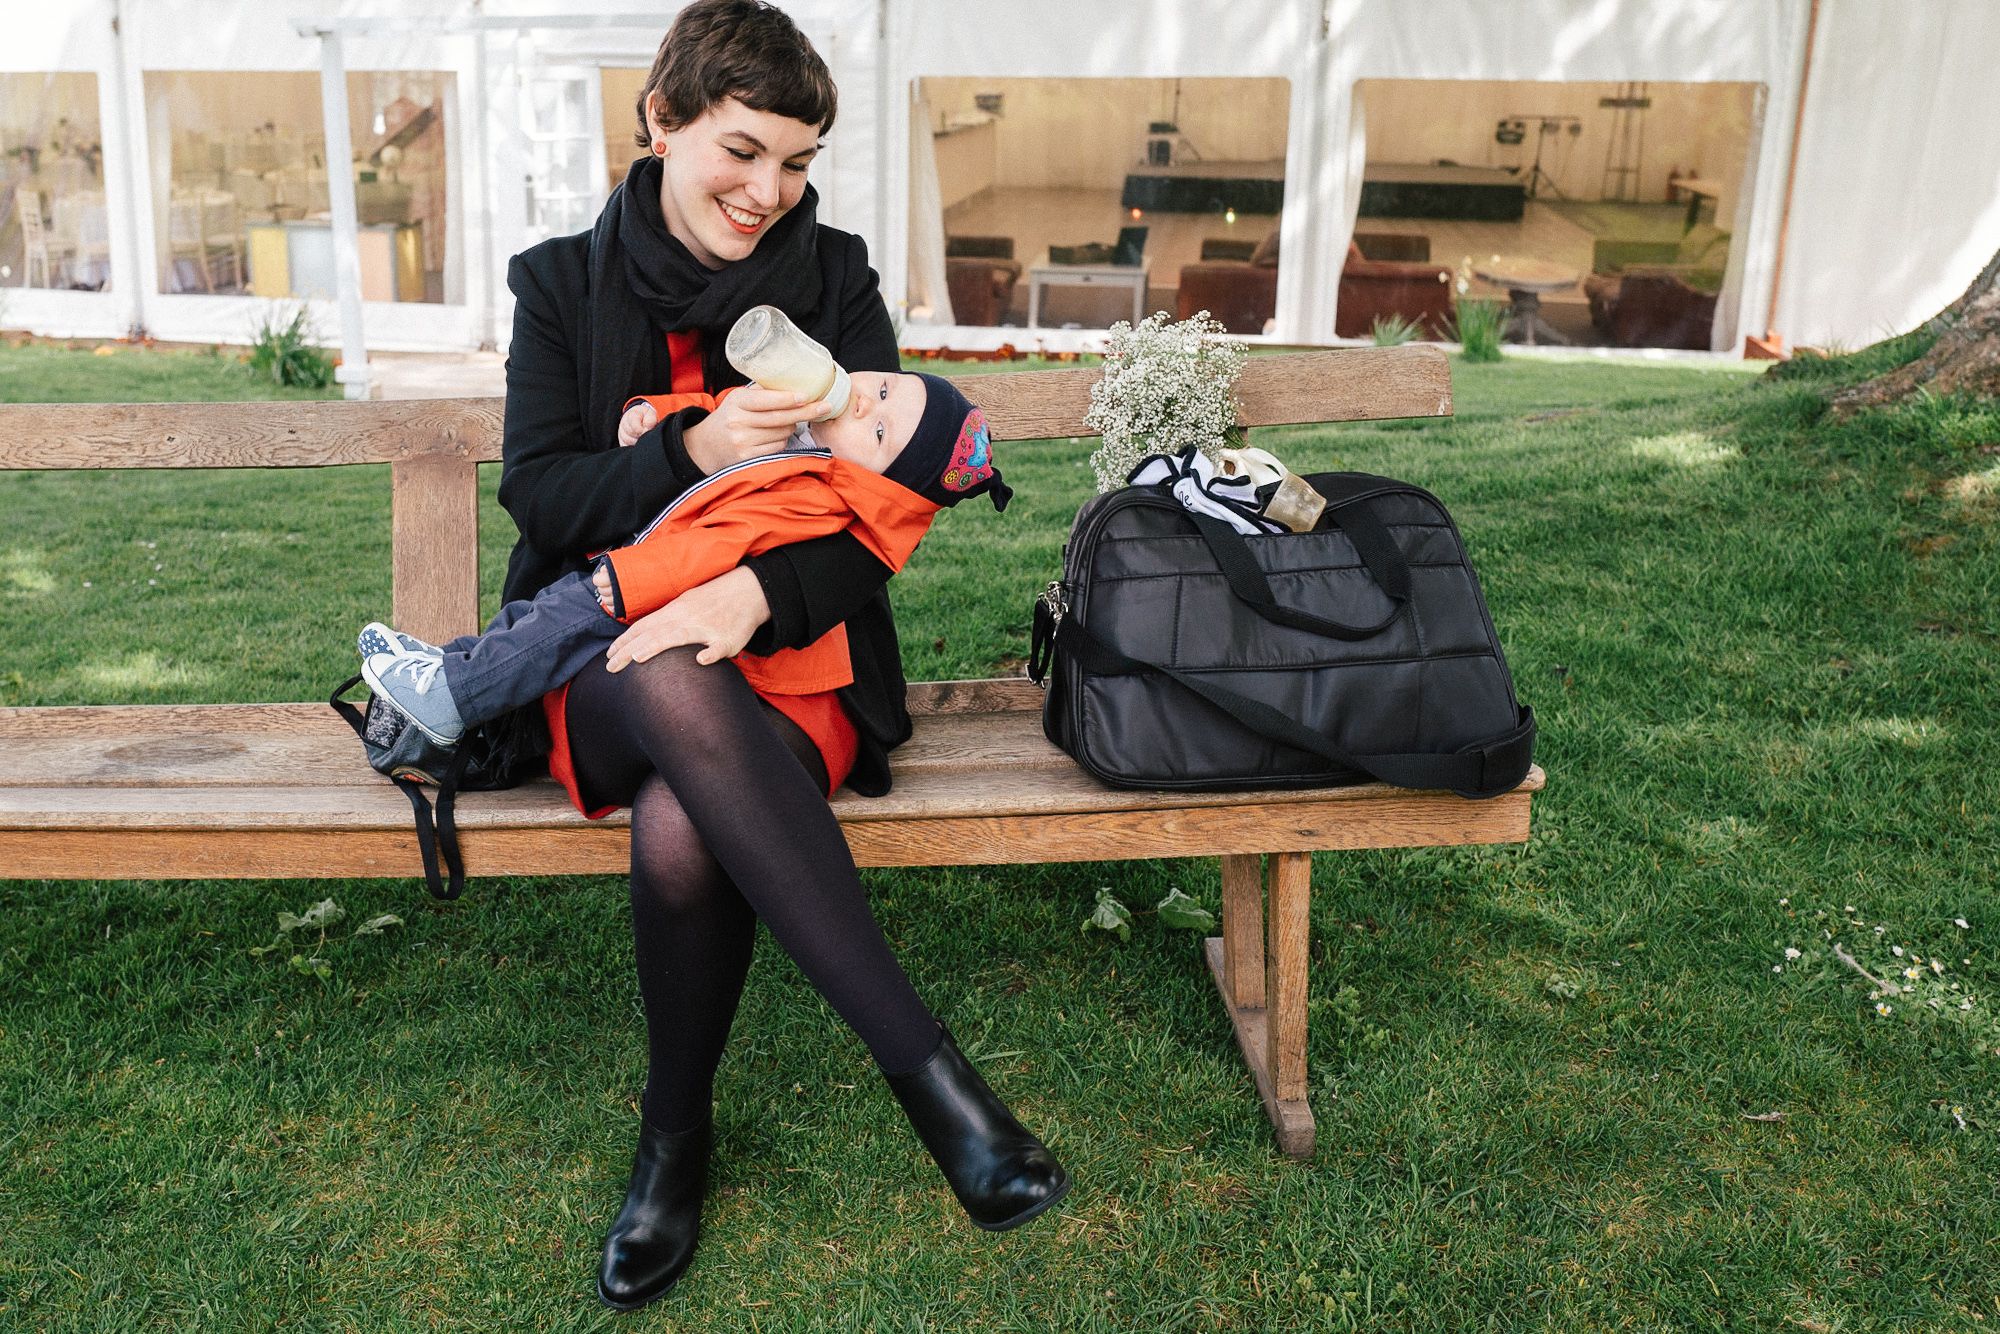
[725, 305, 852, 422]
[1219, 445, 1327, 533]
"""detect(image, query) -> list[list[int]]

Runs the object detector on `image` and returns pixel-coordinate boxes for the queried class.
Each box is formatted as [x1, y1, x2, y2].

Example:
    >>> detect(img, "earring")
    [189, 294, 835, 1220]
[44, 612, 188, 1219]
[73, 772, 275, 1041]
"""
[652, 139, 667, 156]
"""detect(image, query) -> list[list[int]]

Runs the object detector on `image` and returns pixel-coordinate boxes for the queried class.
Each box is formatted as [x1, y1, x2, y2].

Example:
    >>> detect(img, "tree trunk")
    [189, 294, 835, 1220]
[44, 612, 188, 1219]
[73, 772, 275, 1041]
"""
[1830, 245, 2000, 413]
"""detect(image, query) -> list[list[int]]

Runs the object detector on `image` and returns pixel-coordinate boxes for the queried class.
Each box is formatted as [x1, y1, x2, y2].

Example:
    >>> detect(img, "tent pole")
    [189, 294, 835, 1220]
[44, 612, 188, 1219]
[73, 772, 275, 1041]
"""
[1749, 0, 1819, 359]
[314, 30, 372, 399]
[471, 16, 498, 350]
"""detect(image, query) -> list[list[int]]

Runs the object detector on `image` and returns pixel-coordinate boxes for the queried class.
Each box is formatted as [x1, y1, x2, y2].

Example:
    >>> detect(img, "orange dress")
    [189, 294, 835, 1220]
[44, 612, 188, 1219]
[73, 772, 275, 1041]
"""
[543, 330, 928, 815]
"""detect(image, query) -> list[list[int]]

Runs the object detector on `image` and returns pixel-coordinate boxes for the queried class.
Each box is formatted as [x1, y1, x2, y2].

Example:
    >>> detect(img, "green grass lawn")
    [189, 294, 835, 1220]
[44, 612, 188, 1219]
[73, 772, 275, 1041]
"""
[3, 341, 1998, 1330]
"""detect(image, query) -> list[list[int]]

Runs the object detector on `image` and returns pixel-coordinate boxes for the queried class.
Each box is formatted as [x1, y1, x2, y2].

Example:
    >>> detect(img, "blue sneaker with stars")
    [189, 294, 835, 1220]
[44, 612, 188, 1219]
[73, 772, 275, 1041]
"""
[357, 621, 465, 746]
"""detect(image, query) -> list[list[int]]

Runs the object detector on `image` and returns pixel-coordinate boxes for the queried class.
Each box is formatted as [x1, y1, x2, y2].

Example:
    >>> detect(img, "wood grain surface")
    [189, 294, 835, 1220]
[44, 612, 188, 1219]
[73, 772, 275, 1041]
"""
[1265, 851, 1311, 1104]
[0, 346, 1449, 473]
[1204, 937, 1316, 1158]
[1221, 853, 1267, 1010]
[391, 457, 483, 643]
[962, 345, 1452, 440]
[0, 692, 1539, 878]
[0, 399, 504, 470]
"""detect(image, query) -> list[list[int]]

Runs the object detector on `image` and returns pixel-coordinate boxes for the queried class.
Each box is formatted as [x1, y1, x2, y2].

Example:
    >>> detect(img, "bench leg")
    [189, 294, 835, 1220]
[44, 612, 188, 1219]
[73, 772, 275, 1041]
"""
[1220, 853, 1265, 1009]
[1203, 851, 1316, 1158]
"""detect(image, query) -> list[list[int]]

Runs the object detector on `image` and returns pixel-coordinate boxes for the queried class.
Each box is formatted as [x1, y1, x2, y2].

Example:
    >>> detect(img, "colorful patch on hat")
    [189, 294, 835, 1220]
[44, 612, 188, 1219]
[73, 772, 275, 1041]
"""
[940, 408, 994, 492]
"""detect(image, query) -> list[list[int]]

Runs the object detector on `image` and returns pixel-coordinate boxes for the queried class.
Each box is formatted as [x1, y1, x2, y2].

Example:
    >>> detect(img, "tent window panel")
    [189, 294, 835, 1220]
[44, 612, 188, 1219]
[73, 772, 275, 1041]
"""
[1356, 77, 1760, 351]
[915, 76, 1290, 333]
[142, 70, 455, 304]
[3, 73, 110, 292]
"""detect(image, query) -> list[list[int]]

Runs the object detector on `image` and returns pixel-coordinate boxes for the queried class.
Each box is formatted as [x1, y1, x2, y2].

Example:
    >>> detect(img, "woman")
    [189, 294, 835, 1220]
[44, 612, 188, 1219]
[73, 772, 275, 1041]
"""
[494, 0, 1068, 1312]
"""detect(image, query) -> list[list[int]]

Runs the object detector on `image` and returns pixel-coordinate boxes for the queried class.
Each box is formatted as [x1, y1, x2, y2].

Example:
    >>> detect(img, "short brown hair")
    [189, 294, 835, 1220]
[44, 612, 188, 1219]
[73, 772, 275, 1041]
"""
[633, 0, 837, 149]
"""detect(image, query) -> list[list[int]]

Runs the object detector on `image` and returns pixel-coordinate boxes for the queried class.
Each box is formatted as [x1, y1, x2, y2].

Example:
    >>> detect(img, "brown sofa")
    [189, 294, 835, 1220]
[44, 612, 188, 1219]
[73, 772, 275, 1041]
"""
[944, 234, 1022, 326]
[1581, 268, 1718, 350]
[1176, 236, 1453, 339]
[1174, 261, 1280, 335]
[1352, 231, 1430, 263]
[1334, 244, 1454, 339]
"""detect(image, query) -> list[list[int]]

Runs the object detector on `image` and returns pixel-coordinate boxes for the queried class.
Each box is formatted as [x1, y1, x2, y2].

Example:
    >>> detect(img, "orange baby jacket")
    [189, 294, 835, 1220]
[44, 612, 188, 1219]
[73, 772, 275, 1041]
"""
[597, 388, 943, 696]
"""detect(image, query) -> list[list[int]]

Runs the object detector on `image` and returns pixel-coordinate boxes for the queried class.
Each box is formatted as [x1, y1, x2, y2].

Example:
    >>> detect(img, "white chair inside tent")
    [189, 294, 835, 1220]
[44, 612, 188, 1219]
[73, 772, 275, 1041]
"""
[15, 188, 70, 287]
[202, 191, 244, 289]
[167, 193, 212, 292]
[47, 191, 106, 289]
[167, 189, 245, 293]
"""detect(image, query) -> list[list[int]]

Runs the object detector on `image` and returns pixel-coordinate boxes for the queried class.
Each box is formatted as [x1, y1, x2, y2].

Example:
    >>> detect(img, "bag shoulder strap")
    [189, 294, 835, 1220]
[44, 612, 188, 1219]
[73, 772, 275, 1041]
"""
[1048, 615, 1534, 799]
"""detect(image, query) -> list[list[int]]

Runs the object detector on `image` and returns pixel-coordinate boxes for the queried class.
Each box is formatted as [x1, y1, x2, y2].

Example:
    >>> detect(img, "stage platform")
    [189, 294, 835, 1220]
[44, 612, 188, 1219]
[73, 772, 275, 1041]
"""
[1359, 163, 1526, 221]
[1122, 160, 1286, 214]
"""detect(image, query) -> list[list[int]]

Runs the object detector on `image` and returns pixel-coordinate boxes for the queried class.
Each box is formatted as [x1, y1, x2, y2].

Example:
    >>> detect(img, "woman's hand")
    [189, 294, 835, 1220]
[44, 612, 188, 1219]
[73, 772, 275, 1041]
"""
[605, 565, 771, 673]
[681, 384, 828, 473]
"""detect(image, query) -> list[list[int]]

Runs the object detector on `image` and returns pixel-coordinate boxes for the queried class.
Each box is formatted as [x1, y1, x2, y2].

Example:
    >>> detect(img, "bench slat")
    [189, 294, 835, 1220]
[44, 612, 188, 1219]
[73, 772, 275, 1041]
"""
[392, 456, 483, 642]
[961, 344, 1451, 440]
[0, 694, 1539, 876]
[0, 348, 1450, 471]
[0, 697, 1077, 786]
[0, 787, 1533, 877]
[0, 765, 1542, 830]
[0, 399, 502, 470]
[0, 699, 1541, 814]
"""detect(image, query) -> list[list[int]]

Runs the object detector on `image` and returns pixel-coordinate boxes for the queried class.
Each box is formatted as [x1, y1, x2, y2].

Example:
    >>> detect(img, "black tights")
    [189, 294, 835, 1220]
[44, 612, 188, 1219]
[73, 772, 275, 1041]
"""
[564, 647, 941, 1133]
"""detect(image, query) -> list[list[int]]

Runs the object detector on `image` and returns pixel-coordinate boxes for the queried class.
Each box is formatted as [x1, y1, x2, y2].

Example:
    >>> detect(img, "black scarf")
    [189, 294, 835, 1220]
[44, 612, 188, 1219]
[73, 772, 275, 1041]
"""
[584, 154, 825, 448]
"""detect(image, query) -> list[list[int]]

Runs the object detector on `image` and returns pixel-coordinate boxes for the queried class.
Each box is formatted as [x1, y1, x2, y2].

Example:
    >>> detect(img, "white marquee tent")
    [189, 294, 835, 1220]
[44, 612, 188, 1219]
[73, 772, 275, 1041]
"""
[3, 0, 1996, 397]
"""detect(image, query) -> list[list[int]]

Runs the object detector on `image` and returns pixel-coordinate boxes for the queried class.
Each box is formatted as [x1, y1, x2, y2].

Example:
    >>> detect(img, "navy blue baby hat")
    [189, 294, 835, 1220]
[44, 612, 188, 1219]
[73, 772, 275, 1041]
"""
[882, 372, 1012, 511]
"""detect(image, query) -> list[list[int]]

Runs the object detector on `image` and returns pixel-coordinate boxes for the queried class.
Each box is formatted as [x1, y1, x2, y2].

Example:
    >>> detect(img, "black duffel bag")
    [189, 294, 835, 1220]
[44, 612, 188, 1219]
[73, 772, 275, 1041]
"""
[1026, 467, 1534, 798]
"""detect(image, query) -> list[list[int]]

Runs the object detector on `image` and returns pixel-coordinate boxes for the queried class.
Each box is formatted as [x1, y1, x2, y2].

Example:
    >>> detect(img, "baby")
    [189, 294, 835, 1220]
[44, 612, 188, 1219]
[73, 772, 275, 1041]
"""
[358, 370, 1009, 749]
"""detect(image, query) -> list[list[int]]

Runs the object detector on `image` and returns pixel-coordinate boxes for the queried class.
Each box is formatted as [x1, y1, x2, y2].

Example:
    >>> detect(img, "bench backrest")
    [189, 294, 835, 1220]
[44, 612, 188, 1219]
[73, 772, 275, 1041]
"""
[0, 346, 1452, 645]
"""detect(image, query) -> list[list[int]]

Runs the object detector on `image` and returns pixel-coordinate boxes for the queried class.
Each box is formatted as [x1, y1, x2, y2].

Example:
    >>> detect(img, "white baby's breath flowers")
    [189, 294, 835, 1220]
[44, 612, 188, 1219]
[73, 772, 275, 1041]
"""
[1085, 310, 1247, 493]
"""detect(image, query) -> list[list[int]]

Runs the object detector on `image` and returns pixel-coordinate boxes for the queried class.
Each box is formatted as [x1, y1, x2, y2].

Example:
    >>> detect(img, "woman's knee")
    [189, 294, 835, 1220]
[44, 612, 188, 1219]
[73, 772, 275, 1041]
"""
[628, 776, 729, 910]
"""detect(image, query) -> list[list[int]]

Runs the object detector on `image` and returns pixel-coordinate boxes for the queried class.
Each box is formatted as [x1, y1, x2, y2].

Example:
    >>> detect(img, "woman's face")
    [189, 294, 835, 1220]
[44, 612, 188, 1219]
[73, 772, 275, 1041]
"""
[649, 94, 820, 270]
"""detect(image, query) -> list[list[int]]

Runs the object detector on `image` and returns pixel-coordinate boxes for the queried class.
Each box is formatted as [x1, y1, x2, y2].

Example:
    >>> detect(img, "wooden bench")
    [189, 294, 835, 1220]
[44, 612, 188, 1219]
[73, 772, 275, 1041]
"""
[0, 346, 1540, 1158]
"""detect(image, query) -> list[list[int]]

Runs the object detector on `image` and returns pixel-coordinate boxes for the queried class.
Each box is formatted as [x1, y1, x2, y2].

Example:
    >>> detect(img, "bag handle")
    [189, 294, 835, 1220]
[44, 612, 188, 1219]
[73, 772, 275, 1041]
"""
[1045, 614, 1534, 799]
[329, 675, 467, 901]
[1182, 485, 1412, 642]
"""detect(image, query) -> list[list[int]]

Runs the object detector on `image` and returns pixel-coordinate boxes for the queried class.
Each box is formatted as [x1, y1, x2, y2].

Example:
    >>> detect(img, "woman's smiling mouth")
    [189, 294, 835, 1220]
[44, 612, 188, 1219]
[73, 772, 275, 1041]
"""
[718, 201, 764, 233]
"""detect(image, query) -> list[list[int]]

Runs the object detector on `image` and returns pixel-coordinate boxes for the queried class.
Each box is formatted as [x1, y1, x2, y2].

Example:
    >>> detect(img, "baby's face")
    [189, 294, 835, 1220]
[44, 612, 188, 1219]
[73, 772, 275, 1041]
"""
[809, 371, 924, 474]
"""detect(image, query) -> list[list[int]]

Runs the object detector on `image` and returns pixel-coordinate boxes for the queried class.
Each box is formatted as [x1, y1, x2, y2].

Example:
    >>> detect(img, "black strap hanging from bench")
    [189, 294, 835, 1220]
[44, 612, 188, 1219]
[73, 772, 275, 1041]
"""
[330, 674, 469, 901]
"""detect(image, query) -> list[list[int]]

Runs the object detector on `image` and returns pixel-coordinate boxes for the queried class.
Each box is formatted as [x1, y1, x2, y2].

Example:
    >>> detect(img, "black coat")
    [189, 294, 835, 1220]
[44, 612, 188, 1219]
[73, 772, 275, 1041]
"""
[496, 225, 912, 794]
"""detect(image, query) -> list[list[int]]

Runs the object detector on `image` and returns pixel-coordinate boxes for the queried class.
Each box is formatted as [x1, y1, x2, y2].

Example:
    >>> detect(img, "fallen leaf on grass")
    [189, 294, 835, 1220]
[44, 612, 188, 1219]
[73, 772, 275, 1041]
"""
[1741, 1110, 1786, 1123]
[1907, 534, 1958, 558]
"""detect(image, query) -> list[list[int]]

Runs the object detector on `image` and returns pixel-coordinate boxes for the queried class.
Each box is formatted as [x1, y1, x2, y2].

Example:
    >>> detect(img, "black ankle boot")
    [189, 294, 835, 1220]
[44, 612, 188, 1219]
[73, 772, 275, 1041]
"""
[884, 1026, 1071, 1231]
[596, 1116, 710, 1311]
